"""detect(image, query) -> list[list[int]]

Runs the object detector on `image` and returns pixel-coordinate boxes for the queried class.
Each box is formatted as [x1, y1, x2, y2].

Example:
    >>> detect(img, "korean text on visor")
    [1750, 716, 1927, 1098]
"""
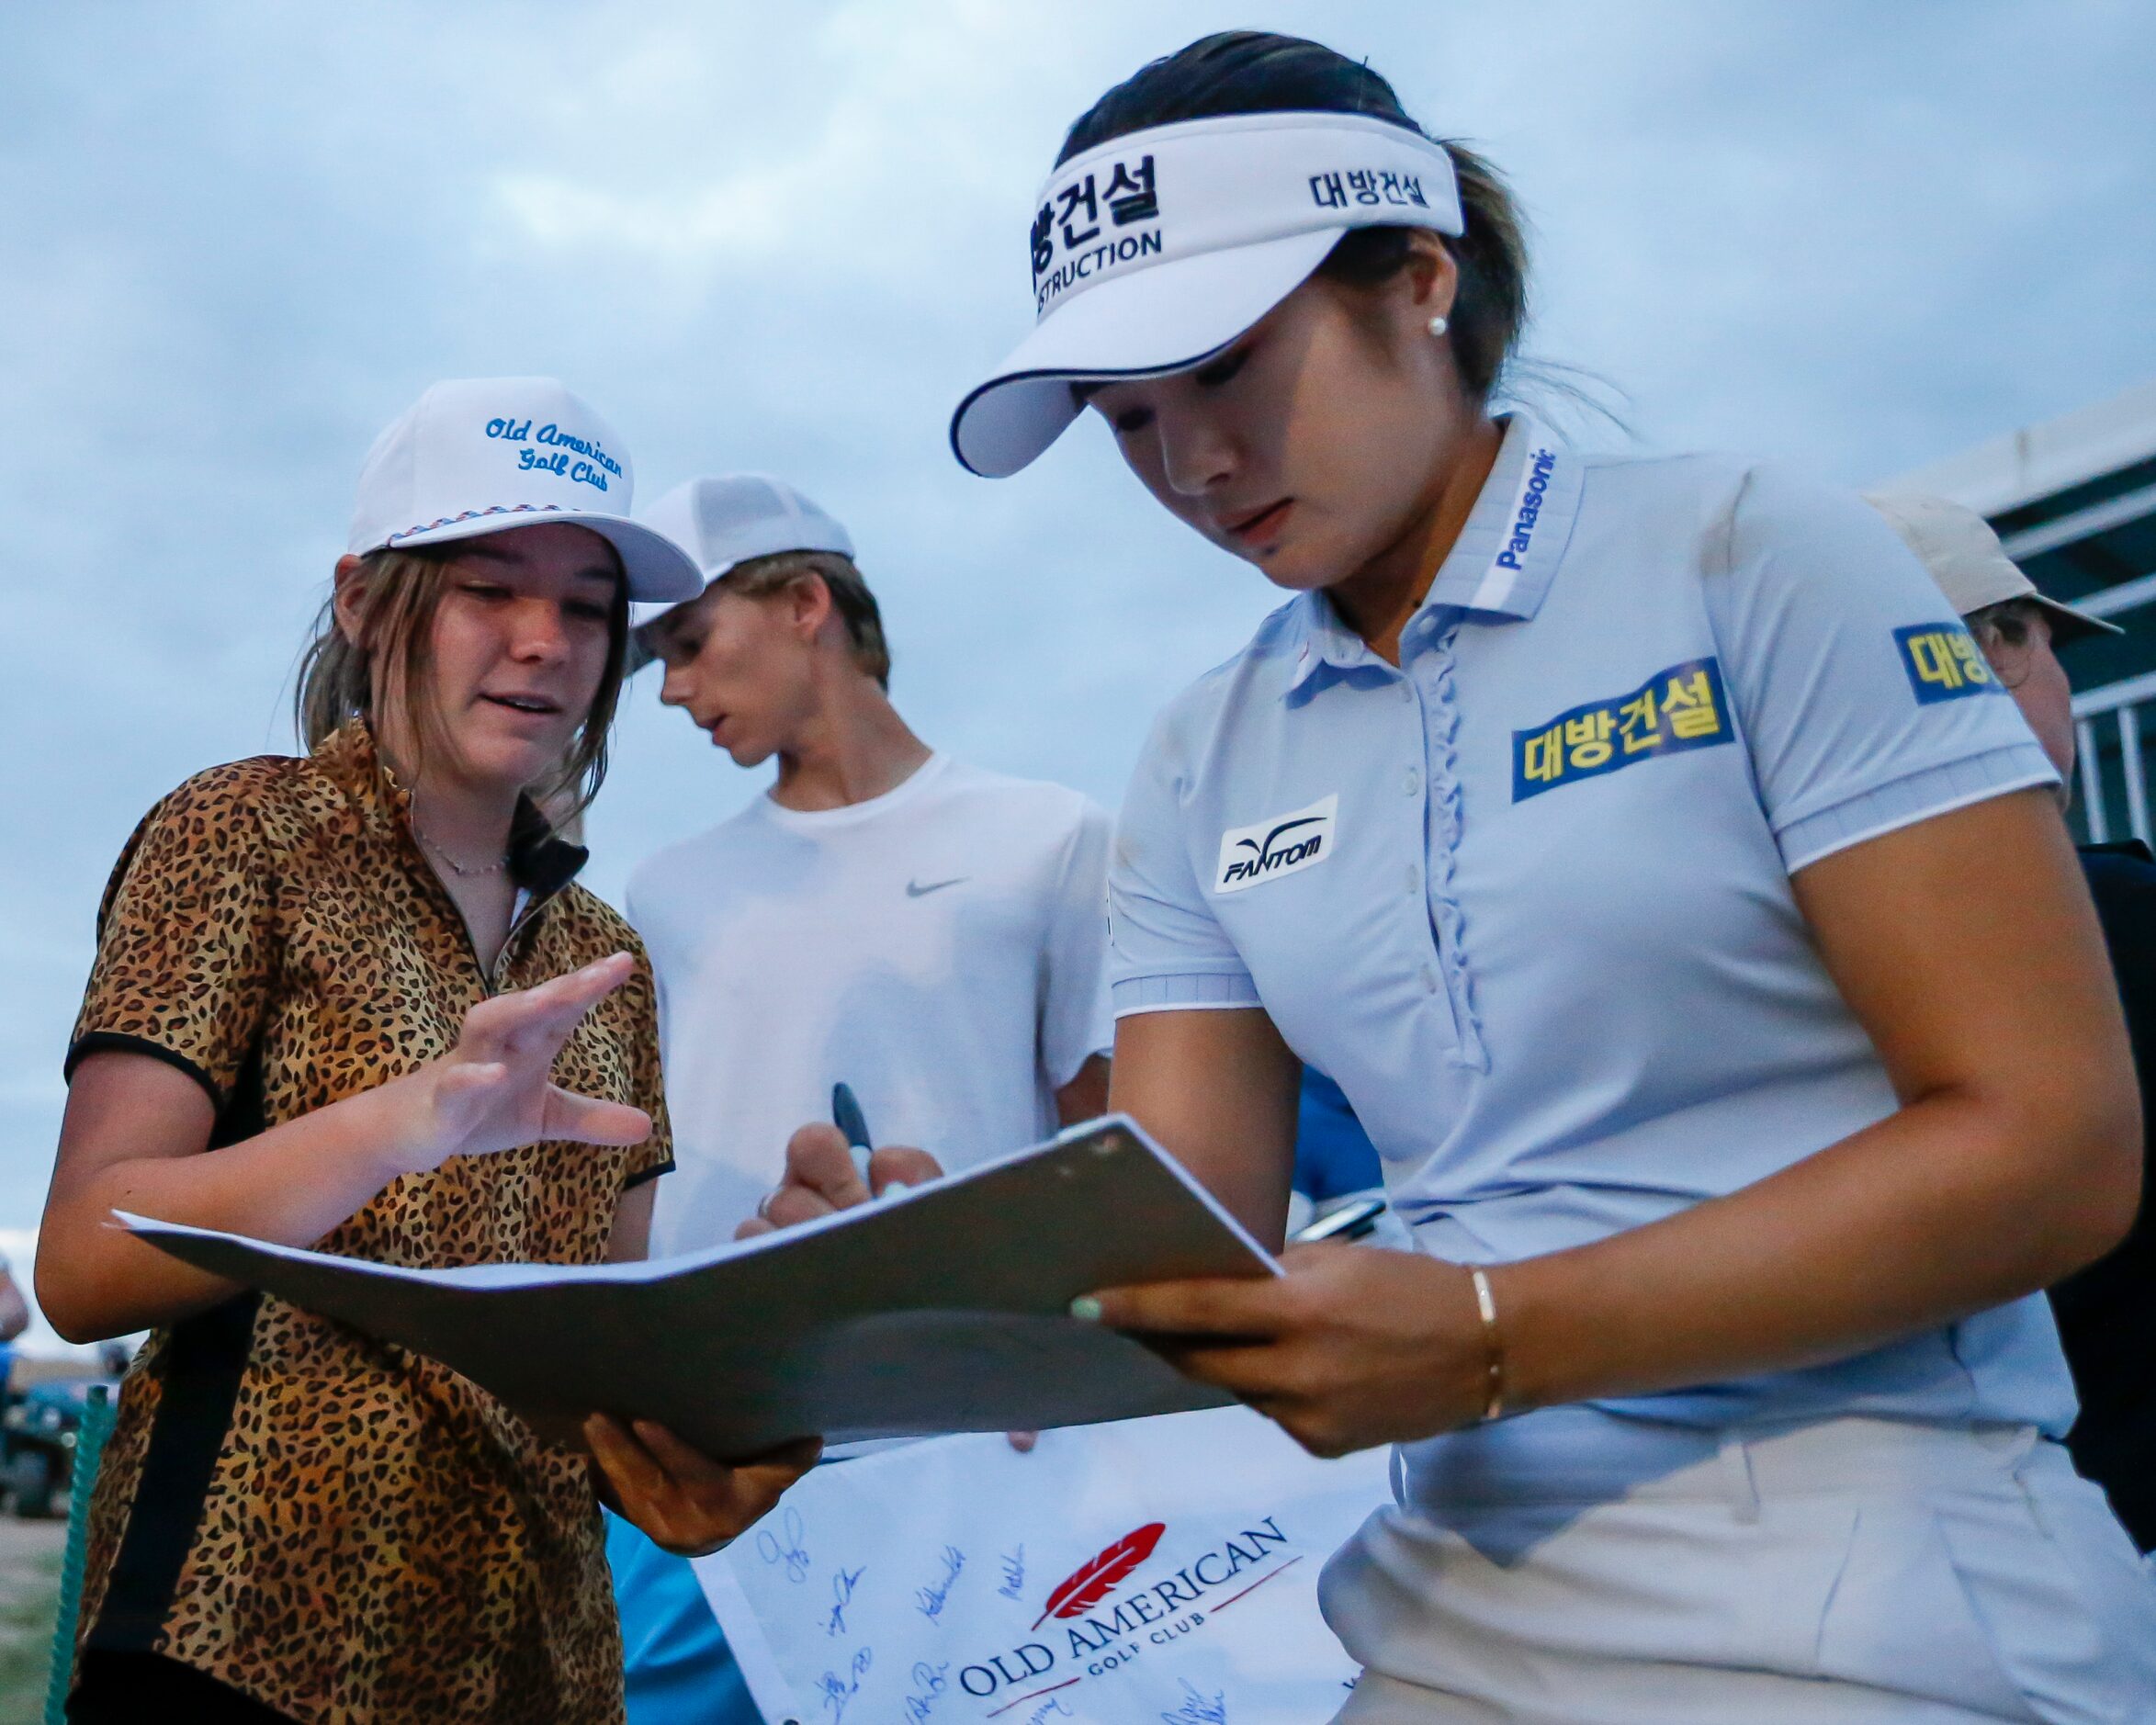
[954, 112, 1466, 479]
[1029, 111, 1463, 321]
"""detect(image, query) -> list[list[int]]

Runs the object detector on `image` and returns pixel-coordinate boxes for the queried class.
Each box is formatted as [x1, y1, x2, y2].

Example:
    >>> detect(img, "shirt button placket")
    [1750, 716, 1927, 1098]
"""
[1401, 676, 1450, 1015]
[1431, 625, 1483, 1069]
[1413, 626, 1484, 1067]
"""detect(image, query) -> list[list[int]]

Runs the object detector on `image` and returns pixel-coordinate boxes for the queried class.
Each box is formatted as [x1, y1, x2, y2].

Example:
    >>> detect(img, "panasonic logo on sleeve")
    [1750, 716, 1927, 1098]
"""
[1213, 795, 1338, 895]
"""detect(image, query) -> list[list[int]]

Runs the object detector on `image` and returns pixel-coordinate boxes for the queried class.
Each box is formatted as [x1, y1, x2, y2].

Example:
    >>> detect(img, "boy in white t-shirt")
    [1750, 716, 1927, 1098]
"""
[626, 473, 1112, 1252]
[607, 474, 1112, 1724]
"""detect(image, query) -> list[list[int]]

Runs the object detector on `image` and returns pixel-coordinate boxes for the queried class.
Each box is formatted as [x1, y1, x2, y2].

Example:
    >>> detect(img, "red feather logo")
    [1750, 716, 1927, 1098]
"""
[1033, 1523, 1167, 1629]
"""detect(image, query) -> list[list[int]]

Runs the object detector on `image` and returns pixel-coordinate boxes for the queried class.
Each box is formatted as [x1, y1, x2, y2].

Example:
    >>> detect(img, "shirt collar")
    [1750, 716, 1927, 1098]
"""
[1283, 588, 1371, 693]
[313, 719, 589, 896]
[1423, 412, 1579, 619]
[1283, 413, 1582, 696]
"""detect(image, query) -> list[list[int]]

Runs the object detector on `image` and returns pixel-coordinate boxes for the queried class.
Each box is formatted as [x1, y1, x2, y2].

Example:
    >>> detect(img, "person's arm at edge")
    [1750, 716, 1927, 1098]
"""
[0, 1269, 28, 1344]
[40, 1054, 433, 1342]
[1108, 1006, 1301, 1250]
[1055, 1054, 1112, 1127]
[1496, 788, 2138, 1409]
[605, 1179, 656, 1263]
[39, 955, 650, 1344]
[1044, 795, 1117, 1133]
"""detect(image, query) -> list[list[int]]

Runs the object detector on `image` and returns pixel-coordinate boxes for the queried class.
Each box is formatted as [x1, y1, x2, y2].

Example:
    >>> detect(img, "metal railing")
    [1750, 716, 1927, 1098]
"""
[2000, 479, 2156, 563]
[2073, 671, 2155, 847]
[2055, 543, 2156, 846]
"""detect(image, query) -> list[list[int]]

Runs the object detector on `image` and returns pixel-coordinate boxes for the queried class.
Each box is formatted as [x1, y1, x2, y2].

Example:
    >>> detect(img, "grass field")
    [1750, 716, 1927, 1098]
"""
[0, 1525, 64, 1724]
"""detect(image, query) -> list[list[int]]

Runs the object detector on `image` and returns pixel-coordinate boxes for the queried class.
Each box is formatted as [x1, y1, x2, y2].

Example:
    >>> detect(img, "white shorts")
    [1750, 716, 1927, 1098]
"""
[1319, 1411, 2156, 1723]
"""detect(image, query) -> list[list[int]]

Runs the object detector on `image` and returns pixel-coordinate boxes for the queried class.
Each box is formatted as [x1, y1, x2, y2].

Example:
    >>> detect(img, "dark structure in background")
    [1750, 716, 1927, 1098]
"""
[1892, 378, 2156, 842]
[1893, 378, 2156, 1550]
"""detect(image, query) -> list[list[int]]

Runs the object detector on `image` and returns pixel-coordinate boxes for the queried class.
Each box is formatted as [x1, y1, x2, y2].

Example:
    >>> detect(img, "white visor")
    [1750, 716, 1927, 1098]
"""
[951, 110, 1463, 478]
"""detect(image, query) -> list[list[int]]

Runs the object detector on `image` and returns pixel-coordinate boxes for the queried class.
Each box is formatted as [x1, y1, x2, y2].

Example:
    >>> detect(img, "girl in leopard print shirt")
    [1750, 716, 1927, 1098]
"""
[41, 378, 821, 1724]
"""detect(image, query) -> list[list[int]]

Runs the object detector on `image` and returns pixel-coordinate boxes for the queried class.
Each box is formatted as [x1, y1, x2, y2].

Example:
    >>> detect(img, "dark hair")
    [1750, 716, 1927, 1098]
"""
[1058, 31, 1529, 401]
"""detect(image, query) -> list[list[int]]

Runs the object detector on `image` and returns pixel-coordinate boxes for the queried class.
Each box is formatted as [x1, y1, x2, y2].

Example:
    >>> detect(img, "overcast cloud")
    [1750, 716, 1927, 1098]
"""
[5, 2, 2154, 1295]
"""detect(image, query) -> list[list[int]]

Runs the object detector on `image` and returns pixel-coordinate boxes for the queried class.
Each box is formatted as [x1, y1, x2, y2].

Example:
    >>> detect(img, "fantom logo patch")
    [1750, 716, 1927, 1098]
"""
[1213, 795, 1338, 895]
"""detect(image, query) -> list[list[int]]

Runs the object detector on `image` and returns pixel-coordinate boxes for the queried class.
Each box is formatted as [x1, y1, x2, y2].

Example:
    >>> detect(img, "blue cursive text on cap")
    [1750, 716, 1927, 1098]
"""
[534, 422, 622, 476]
[485, 416, 622, 494]
[515, 448, 610, 492]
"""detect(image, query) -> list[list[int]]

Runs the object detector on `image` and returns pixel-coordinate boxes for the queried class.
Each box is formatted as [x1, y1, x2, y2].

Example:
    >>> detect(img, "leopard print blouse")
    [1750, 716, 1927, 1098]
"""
[65, 722, 672, 1723]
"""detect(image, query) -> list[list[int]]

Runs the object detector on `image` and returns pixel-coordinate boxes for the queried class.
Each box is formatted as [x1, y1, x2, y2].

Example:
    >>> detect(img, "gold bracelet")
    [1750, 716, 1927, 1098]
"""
[1468, 1266, 1506, 1422]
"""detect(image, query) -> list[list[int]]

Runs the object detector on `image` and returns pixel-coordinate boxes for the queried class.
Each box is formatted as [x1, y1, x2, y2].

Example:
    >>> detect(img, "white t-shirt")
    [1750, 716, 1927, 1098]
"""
[627, 753, 1114, 1256]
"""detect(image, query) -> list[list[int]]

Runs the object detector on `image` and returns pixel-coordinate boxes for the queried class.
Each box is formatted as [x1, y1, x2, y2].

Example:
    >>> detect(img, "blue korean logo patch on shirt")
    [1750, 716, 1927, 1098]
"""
[1513, 657, 1734, 801]
[1894, 622, 2000, 705]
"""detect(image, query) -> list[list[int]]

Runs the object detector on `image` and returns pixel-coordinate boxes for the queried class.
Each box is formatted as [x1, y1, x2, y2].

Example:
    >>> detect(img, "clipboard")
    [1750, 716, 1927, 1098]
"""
[121, 1115, 1278, 1457]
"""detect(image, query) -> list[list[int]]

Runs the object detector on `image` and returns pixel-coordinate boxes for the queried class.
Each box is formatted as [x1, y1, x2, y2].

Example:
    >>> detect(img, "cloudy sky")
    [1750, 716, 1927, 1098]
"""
[5, 2, 2154, 1310]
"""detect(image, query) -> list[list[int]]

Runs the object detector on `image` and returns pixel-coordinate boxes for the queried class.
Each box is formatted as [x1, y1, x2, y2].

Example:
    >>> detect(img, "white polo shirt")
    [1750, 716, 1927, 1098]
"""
[629, 754, 1113, 1257]
[1110, 415, 2071, 1434]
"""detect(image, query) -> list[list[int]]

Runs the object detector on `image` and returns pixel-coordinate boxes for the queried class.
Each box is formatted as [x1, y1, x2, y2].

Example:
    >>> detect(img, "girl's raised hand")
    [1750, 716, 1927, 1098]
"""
[381, 953, 653, 1178]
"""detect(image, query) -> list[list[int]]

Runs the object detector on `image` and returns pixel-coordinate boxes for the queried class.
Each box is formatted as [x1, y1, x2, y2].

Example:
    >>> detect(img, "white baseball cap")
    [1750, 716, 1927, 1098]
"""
[1865, 490, 2120, 644]
[347, 377, 702, 603]
[627, 474, 855, 632]
[950, 110, 1464, 479]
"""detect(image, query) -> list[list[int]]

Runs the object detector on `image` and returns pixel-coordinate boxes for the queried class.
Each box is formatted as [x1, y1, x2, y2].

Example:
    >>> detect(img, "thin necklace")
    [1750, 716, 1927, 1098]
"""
[378, 747, 513, 879]
[416, 827, 509, 879]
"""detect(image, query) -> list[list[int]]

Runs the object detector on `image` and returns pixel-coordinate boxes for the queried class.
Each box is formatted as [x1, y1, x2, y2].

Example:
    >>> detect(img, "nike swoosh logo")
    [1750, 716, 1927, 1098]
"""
[906, 876, 967, 898]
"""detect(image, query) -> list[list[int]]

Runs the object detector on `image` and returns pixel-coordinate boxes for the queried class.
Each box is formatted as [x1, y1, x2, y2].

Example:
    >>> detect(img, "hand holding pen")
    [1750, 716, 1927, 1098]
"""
[733, 1083, 943, 1240]
[830, 1081, 875, 1190]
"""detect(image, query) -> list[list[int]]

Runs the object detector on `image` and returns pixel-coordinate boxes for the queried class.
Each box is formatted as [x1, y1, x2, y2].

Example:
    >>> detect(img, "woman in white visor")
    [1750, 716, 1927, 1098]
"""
[949, 30, 2156, 1722]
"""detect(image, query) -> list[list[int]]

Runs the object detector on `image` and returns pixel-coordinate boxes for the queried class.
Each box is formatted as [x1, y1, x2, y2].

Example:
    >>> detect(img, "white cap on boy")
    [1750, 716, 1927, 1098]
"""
[627, 474, 855, 631]
[950, 110, 1464, 479]
[1866, 490, 2121, 645]
[347, 377, 702, 602]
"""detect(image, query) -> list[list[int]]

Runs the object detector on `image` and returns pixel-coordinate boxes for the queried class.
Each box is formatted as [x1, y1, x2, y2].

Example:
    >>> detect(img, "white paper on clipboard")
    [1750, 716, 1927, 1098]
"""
[696, 1405, 1392, 1725]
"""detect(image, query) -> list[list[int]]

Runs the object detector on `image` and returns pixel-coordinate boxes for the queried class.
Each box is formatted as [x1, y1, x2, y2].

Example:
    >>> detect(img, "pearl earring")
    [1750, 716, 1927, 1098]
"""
[1428, 314, 1450, 338]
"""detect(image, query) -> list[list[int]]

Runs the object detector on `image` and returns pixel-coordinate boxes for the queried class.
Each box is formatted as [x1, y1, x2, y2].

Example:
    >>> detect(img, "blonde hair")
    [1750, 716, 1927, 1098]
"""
[721, 549, 892, 688]
[293, 545, 629, 817]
